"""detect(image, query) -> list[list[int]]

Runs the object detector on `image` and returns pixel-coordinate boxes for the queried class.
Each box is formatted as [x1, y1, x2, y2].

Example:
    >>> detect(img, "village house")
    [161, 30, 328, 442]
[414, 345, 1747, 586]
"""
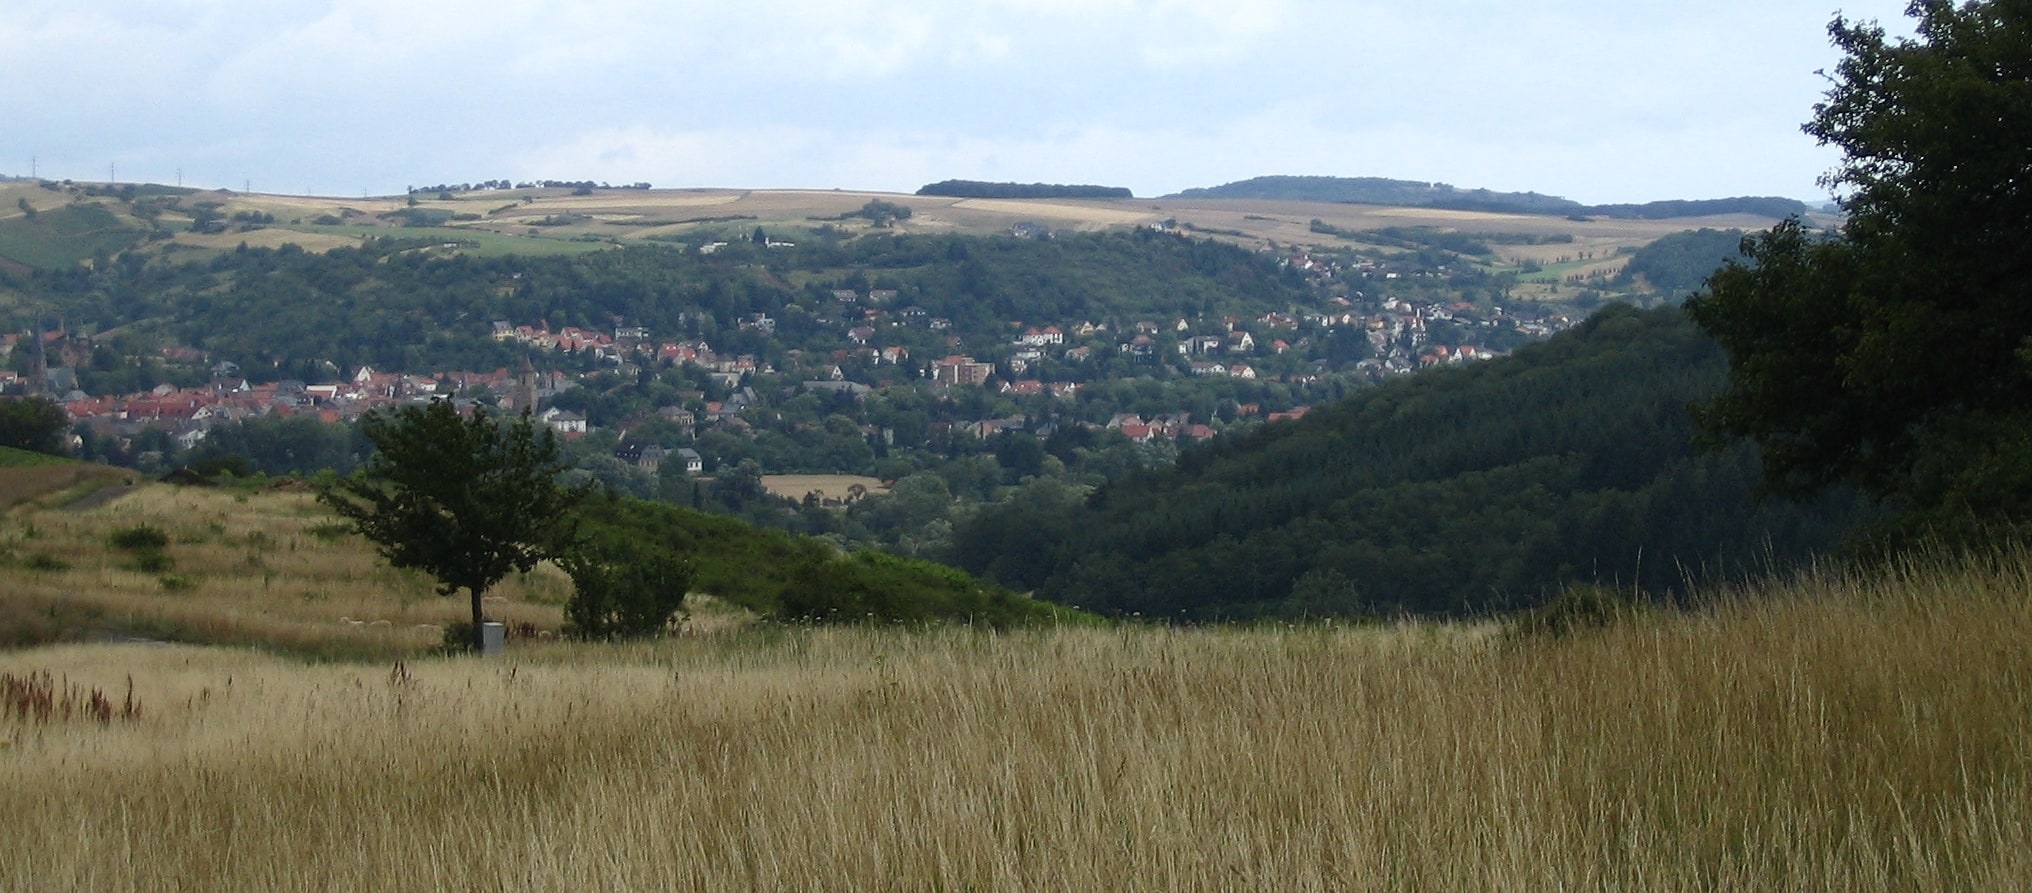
[539, 407, 588, 436]
[613, 442, 671, 474]
[676, 448, 704, 474]
[1017, 326, 1064, 347]
[930, 355, 994, 387]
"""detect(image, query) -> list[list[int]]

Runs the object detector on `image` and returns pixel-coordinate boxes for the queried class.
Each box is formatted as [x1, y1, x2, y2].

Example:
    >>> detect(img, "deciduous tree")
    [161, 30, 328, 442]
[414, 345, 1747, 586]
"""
[0, 396, 70, 456]
[318, 401, 590, 651]
[1685, 0, 2032, 538]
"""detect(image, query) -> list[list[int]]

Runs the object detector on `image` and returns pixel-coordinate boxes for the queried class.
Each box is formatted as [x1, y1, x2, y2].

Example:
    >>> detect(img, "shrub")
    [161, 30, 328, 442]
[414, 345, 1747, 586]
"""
[108, 525, 169, 552]
[22, 553, 69, 572]
[129, 550, 174, 574]
[439, 621, 476, 654]
[561, 537, 694, 640]
[1511, 584, 1641, 639]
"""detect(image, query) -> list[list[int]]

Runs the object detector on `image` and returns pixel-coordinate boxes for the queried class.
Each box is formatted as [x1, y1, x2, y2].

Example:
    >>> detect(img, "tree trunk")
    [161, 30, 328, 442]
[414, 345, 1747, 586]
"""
[470, 586, 486, 654]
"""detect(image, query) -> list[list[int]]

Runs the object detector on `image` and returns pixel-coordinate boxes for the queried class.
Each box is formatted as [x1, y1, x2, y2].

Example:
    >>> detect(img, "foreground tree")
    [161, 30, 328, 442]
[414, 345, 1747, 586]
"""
[1685, 0, 2032, 539]
[0, 396, 70, 455]
[318, 401, 589, 651]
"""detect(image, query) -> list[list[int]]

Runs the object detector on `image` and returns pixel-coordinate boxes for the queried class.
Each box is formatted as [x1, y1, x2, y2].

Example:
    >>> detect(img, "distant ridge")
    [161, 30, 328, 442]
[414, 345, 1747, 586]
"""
[917, 180, 1134, 200]
[1167, 175, 1808, 220]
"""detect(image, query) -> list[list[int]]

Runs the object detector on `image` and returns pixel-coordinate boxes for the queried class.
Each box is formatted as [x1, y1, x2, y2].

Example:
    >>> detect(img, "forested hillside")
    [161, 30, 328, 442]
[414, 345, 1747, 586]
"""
[954, 305, 1869, 619]
[1171, 176, 1809, 220]
[915, 180, 1133, 199]
[15, 229, 1311, 378]
[1611, 228, 1749, 299]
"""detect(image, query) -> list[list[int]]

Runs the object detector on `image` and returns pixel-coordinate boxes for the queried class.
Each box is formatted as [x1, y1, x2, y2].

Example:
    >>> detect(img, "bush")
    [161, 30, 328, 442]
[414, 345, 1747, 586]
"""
[108, 525, 169, 552]
[129, 550, 174, 573]
[439, 620, 476, 654]
[22, 553, 69, 572]
[561, 537, 694, 640]
[1511, 584, 1641, 639]
[777, 549, 1052, 628]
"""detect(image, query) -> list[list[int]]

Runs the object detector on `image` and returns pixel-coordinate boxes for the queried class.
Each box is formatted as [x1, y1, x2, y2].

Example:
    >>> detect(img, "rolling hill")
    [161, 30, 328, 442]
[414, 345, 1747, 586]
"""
[1169, 175, 1813, 220]
[0, 176, 1807, 277]
[951, 304, 1871, 620]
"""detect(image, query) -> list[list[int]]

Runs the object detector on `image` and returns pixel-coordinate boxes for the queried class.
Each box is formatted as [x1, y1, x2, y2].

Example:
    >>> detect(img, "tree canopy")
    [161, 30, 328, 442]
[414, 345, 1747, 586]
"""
[0, 397, 70, 456]
[1685, 0, 2032, 540]
[318, 401, 590, 651]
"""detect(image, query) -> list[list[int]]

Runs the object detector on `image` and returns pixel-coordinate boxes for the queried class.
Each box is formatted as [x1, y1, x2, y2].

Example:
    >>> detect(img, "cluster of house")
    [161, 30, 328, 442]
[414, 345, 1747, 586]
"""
[39, 362, 573, 453]
[1105, 413, 1219, 444]
[490, 322, 771, 380]
[8, 275, 1582, 465]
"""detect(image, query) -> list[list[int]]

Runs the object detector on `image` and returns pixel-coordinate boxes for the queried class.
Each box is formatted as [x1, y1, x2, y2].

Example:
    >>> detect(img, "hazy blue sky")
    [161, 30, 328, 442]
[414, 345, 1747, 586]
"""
[3, 0, 1914, 203]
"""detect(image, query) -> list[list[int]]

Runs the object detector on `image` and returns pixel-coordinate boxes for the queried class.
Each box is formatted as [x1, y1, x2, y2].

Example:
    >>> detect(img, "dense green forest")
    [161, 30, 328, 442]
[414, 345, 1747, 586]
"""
[1171, 176, 1809, 220]
[952, 305, 1870, 620]
[1585, 197, 1810, 220]
[915, 180, 1134, 199]
[10, 228, 1311, 378]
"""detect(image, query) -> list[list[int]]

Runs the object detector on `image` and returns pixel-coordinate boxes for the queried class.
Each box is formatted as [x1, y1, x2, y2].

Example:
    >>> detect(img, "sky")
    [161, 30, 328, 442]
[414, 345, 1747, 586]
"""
[2, 0, 1917, 205]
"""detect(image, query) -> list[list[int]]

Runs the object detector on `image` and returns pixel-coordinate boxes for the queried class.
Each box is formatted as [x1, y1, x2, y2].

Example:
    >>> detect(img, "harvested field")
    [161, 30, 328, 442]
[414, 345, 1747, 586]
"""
[762, 474, 888, 502]
[949, 198, 1158, 226]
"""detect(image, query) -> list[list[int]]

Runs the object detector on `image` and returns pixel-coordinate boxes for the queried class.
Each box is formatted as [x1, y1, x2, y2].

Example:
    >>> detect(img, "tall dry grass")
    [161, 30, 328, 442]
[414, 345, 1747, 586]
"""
[1, 549, 2026, 891]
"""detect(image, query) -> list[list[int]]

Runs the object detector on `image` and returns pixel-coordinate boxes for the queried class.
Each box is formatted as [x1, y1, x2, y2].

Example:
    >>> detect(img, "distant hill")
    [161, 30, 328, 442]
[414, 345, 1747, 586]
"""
[1169, 176, 1809, 220]
[952, 304, 1869, 620]
[1586, 197, 1810, 220]
[1610, 228, 1750, 299]
[917, 180, 1134, 200]
[1171, 176, 1583, 214]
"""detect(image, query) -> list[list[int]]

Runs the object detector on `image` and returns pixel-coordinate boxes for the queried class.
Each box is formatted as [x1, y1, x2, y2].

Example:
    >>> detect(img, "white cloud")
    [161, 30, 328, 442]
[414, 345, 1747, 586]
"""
[0, 0, 1921, 200]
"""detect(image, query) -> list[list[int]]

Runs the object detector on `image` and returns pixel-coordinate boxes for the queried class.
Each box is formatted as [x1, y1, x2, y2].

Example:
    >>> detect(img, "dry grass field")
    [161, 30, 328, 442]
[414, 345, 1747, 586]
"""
[760, 473, 889, 503]
[1, 482, 2028, 890]
[0, 459, 137, 513]
[1, 556, 2027, 891]
[0, 482, 568, 657]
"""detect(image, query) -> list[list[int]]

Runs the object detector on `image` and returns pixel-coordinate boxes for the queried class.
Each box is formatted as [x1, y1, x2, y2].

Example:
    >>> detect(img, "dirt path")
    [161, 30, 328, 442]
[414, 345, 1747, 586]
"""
[59, 483, 139, 512]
